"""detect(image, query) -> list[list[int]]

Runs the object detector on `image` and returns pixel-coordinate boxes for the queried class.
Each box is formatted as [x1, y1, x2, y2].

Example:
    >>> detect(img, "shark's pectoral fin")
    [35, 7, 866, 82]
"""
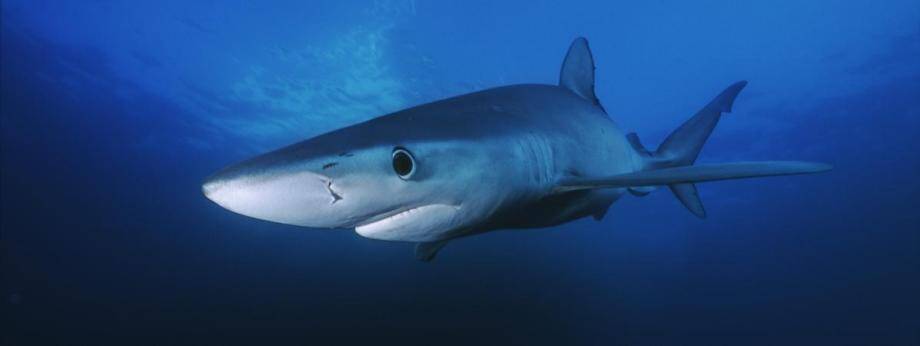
[559, 37, 603, 110]
[592, 207, 609, 221]
[415, 240, 450, 262]
[555, 161, 831, 193]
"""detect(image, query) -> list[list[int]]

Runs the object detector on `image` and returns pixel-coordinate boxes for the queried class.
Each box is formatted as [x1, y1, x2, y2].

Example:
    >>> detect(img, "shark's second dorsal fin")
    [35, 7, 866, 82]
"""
[559, 37, 602, 108]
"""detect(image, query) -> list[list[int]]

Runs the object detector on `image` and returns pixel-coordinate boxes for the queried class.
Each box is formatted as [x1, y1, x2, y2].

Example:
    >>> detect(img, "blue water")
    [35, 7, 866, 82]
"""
[2, 1, 918, 344]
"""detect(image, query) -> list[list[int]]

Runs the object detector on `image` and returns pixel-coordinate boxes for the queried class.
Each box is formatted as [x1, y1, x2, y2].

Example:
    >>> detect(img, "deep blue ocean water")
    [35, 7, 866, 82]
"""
[2, 1, 918, 344]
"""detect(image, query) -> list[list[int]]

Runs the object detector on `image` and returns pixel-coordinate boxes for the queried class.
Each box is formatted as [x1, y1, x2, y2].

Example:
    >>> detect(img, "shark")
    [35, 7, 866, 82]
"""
[202, 37, 831, 261]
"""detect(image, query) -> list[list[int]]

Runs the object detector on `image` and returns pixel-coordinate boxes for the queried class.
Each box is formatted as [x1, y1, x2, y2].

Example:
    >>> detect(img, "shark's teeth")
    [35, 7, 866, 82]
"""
[355, 204, 461, 242]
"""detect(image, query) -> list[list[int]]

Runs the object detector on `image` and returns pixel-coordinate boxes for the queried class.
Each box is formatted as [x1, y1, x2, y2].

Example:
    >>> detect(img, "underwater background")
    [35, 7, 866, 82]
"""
[1, 0, 918, 344]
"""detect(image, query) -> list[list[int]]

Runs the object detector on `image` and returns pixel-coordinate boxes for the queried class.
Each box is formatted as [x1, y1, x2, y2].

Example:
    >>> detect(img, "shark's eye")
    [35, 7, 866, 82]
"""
[392, 148, 416, 179]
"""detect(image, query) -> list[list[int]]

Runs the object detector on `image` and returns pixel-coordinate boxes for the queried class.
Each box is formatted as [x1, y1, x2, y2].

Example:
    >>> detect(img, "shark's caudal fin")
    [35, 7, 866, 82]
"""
[657, 81, 748, 166]
[556, 81, 831, 217]
[560, 37, 604, 111]
[655, 81, 747, 217]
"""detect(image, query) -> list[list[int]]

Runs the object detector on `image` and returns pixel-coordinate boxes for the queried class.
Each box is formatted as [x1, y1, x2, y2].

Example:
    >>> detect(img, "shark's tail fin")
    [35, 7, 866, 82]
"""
[656, 81, 748, 167]
[651, 81, 747, 217]
[560, 81, 831, 218]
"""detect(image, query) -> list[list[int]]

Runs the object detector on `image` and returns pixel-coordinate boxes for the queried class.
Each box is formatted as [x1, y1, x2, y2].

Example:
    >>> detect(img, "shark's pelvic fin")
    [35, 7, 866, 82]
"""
[628, 186, 656, 197]
[415, 240, 450, 262]
[559, 37, 603, 110]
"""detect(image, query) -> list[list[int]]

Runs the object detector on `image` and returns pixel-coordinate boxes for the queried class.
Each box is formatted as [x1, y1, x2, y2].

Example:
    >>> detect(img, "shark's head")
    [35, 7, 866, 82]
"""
[202, 109, 534, 242]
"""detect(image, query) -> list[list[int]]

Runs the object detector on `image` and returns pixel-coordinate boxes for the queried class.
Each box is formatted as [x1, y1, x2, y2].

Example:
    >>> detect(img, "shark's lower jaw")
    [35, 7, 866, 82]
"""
[355, 204, 462, 242]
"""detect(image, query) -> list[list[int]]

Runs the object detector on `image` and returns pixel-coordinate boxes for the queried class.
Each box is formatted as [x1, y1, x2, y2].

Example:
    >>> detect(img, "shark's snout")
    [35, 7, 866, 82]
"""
[202, 164, 346, 228]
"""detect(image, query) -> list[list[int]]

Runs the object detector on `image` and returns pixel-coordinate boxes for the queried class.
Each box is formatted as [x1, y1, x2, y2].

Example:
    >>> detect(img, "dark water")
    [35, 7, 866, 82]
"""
[2, 1, 919, 344]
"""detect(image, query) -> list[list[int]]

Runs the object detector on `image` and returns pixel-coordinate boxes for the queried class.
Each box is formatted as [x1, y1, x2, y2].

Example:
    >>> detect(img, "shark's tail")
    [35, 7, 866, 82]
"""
[553, 38, 829, 217]
[642, 81, 747, 218]
[574, 81, 830, 218]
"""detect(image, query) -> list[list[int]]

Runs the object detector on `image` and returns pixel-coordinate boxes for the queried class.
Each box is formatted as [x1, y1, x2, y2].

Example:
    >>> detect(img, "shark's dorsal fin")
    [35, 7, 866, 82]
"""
[559, 37, 602, 108]
[626, 133, 651, 157]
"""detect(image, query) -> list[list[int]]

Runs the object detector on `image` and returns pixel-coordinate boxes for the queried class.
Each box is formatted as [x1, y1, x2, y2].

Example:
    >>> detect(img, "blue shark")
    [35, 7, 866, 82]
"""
[202, 38, 830, 261]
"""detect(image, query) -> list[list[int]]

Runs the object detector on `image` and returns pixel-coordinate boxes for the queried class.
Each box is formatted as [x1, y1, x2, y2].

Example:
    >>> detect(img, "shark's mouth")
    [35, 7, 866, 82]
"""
[355, 204, 462, 242]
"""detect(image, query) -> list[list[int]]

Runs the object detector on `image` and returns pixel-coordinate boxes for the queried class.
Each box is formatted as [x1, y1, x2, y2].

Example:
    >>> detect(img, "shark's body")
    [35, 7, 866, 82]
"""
[203, 38, 829, 260]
